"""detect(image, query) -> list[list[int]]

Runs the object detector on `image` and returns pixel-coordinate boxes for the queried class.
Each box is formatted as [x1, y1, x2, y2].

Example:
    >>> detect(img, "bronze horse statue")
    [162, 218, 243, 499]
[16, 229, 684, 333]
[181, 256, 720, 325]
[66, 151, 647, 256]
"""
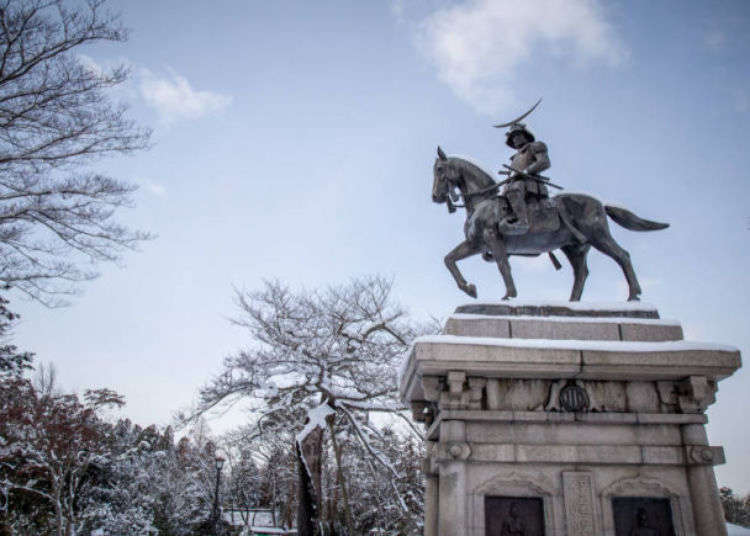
[432, 147, 668, 301]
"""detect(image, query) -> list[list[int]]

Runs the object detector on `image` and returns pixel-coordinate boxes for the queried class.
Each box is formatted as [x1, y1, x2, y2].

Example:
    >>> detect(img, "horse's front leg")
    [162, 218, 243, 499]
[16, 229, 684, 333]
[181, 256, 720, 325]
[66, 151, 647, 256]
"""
[444, 240, 481, 298]
[483, 230, 517, 300]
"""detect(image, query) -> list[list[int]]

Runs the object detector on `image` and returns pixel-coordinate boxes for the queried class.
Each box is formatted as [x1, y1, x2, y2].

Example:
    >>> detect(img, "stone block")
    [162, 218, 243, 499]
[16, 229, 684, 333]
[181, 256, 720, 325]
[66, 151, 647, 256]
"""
[454, 302, 659, 319]
[681, 424, 708, 446]
[634, 425, 683, 445]
[470, 443, 515, 463]
[440, 420, 466, 442]
[575, 445, 642, 464]
[620, 322, 684, 342]
[545, 411, 577, 423]
[444, 316, 510, 338]
[510, 318, 619, 341]
[578, 347, 740, 382]
[516, 444, 579, 463]
[636, 413, 707, 425]
[466, 423, 512, 443]
[642, 446, 685, 465]
[574, 412, 637, 424]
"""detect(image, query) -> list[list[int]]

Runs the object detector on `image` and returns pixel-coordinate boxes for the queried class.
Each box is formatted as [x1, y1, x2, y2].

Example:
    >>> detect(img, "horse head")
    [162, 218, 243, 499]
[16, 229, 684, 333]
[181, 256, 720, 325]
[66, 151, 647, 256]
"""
[432, 146, 460, 204]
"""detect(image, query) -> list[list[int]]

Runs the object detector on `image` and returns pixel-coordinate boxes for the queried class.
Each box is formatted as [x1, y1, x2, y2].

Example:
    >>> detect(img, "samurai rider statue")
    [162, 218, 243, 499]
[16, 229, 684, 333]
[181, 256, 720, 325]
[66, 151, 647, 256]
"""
[494, 98, 550, 235]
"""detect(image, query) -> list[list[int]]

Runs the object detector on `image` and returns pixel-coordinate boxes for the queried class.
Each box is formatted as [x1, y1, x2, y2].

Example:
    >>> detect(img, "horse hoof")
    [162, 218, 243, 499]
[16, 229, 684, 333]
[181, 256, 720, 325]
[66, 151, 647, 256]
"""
[502, 291, 516, 301]
[464, 284, 477, 299]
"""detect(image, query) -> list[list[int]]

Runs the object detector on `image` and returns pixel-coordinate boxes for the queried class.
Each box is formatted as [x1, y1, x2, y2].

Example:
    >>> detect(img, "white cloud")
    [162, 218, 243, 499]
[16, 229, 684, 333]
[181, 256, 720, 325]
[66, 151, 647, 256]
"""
[145, 181, 167, 197]
[136, 178, 167, 197]
[412, 0, 627, 114]
[139, 69, 232, 123]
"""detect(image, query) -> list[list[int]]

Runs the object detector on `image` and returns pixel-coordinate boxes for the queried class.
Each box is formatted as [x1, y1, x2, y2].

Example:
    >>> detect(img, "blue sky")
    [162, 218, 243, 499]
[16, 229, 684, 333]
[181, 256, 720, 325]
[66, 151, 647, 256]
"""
[11, 0, 750, 490]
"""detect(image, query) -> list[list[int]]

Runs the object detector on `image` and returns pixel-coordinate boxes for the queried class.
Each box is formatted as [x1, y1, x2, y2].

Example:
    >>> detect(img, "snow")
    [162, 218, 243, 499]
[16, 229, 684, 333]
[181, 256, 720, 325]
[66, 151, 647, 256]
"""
[295, 402, 335, 444]
[728, 523, 750, 535]
[459, 300, 658, 312]
[397, 342, 416, 385]
[449, 313, 681, 326]
[413, 334, 739, 354]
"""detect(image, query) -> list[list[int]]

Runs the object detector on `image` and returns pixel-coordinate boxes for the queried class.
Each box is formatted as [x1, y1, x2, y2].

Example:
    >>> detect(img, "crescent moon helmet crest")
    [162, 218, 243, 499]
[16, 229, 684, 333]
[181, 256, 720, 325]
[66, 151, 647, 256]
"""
[493, 98, 542, 129]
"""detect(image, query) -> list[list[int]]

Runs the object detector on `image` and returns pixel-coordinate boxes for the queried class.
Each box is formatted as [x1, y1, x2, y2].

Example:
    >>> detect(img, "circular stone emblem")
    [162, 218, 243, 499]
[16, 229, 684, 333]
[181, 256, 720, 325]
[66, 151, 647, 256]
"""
[559, 384, 590, 412]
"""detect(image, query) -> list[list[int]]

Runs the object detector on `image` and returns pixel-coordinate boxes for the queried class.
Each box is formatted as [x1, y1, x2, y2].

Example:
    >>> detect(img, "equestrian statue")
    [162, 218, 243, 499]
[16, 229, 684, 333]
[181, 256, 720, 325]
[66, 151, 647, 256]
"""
[432, 99, 668, 302]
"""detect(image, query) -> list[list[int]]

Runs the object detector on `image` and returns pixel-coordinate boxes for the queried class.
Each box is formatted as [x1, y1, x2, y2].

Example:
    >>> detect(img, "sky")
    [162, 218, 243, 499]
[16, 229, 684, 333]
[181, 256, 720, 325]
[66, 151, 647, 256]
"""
[10, 0, 750, 491]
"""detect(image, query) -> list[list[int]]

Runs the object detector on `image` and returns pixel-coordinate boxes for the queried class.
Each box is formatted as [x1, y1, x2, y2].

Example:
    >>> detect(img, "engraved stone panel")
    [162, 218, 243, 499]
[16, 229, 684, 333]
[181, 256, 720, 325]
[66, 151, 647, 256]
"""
[612, 497, 676, 536]
[562, 472, 597, 536]
[485, 496, 545, 536]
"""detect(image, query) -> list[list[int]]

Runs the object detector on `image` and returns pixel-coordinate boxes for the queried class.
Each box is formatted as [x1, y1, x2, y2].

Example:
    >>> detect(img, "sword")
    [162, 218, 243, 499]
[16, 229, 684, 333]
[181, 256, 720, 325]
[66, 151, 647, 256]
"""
[500, 165, 563, 190]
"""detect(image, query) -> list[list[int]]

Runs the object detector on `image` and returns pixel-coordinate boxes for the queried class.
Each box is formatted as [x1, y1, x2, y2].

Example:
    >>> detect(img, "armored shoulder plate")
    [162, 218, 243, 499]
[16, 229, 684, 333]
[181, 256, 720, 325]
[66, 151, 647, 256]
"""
[528, 141, 548, 154]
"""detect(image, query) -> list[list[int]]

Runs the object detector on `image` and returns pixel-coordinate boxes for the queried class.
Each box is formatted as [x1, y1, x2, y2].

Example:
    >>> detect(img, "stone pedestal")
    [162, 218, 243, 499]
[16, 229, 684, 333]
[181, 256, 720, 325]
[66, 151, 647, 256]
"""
[399, 302, 741, 536]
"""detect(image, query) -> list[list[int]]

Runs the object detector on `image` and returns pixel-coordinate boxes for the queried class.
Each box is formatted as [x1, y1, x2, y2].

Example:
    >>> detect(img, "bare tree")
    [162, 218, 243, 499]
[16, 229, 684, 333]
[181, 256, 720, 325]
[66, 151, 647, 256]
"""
[193, 276, 428, 534]
[0, 0, 152, 305]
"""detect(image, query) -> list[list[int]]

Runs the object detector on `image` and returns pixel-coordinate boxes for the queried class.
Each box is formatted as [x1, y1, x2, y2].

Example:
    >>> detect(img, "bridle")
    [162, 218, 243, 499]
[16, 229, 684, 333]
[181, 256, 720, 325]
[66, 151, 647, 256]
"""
[440, 170, 500, 211]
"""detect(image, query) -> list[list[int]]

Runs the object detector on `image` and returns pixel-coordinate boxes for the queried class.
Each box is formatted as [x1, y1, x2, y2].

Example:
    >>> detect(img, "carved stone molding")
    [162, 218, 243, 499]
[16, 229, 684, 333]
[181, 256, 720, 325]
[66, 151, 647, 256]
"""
[467, 377, 486, 410]
[421, 376, 442, 401]
[677, 376, 716, 414]
[470, 471, 558, 536]
[657, 376, 718, 414]
[474, 470, 557, 497]
[686, 445, 725, 466]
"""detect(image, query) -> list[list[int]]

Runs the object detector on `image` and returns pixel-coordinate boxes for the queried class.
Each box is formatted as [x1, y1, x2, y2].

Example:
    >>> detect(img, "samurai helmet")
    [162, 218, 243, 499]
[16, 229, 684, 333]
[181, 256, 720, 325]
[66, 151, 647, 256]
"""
[494, 98, 541, 148]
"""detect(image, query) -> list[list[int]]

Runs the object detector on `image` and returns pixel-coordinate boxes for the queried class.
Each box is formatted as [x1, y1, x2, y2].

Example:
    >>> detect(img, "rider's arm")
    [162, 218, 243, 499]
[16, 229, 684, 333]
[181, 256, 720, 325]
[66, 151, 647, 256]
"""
[524, 141, 550, 174]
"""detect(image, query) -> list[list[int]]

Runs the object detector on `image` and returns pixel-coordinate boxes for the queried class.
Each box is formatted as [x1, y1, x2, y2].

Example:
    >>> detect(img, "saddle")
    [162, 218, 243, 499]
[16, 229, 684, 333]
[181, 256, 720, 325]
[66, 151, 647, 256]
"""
[497, 196, 560, 234]
[527, 197, 560, 233]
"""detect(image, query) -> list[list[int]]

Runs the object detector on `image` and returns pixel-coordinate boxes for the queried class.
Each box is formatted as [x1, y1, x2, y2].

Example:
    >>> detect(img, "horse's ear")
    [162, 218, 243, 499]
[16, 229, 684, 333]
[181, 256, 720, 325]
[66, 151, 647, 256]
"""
[437, 146, 447, 161]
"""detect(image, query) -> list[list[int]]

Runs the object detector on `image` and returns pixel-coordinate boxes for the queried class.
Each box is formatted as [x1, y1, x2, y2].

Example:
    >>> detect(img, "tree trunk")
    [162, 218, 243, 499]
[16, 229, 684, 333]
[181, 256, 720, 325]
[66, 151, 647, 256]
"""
[328, 420, 354, 534]
[297, 426, 323, 536]
[296, 442, 317, 536]
[53, 496, 64, 536]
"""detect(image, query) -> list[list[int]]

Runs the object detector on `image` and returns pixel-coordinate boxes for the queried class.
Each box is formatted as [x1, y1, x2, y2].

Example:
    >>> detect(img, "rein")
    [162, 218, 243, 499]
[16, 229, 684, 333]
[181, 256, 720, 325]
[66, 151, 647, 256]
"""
[464, 182, 500, 199]
[446, 182, 500, 210]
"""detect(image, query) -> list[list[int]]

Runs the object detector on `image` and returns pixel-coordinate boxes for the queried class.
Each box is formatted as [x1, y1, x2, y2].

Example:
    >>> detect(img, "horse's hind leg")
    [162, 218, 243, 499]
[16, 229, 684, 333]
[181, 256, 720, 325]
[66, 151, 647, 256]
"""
[561, 244, 591, 301]
[444, 240, 482, 298]
[483, 230, 517, 300]
[589, 234, 642, 301]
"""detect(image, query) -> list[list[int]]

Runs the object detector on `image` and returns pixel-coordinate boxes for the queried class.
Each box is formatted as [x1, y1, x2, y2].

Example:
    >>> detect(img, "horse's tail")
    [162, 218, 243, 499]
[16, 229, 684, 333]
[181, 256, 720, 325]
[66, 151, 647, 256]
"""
[604, 205, 669, 231]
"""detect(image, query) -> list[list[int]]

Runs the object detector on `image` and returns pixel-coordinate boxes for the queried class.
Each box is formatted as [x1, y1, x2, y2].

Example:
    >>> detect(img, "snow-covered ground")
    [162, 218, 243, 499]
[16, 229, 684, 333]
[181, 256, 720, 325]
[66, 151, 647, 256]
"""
[728, 523, 750, 535]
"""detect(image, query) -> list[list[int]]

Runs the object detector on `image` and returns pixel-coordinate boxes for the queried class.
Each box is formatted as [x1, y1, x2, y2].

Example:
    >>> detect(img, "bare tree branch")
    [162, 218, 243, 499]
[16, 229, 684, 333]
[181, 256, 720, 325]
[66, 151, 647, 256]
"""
[0, 0, 152, 305]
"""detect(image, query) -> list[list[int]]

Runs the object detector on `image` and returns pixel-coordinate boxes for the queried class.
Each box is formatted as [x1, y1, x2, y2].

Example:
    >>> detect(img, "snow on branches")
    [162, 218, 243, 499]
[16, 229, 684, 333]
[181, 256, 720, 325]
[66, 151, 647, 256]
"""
[191, 276, 430, 532]
[195, 276, 420, 442]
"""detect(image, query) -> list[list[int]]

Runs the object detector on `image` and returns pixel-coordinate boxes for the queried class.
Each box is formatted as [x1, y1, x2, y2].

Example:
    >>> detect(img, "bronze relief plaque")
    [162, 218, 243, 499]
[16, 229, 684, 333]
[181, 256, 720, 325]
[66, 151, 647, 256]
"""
[612, 497, 676, 536]
[485, 496, 545, 536]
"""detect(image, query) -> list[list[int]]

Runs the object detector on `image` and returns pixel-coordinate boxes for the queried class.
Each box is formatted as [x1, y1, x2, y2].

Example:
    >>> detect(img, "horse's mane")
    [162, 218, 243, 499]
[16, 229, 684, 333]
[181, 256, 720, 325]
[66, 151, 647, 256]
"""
[448, 155, 497, 187]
